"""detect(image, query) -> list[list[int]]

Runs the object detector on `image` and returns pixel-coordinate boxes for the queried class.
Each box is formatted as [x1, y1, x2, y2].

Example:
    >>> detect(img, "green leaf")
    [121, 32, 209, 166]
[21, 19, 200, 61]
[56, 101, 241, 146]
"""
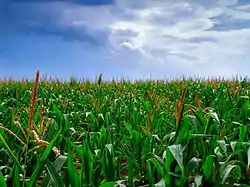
[0, 133, 24, 174]
[189, 115, 200, 133]
[102, 143, 116, 182]
[105, 144, 113, 154]
[53, 103, 63, 125]
[221, 165, 240, 184]
[67, 147, 79, 187]
[128, 158, 135, 187]
[194, 174, 202, 187]
[80, 141, 94, 186]
[0, 170, 7, 187]
[246, 101, 250, 109]
[175, 115, 190, 144]
[202, 155, 214, 181]
[100, 180, 126, 187]
[217, 140, 227, 156]
[41, 155, 67, 187]
[209, 110, 220, 124]
[28, 129, 61, 187]
[248, 147, 250, 169]
[185, 157, 201, 177]
[155, 178, 166, 187]
[125, 122, 133, 137]
[147, 161, 154, 186]
[189, 134, 215, 138]
[45, 160, 65, 187]
[53, 155, 68, 171]
[66, 138, 83, 158]
[62, 114, 70, 134]
[13, 164, 20, 187]
[165, 147, 174, 185]
[230, 141, 237, 152]
[239, 125, 248, 142]
[148, 158, 164, 176]
[168, 144, 184, 173]
[98, 73, 103, 86]
[99, 181, 117, 187]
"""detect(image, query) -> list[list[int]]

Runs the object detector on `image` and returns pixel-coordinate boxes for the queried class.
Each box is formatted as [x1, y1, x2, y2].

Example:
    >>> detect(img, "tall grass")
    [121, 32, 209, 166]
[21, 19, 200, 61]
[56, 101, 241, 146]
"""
[0, 71, 249, 186]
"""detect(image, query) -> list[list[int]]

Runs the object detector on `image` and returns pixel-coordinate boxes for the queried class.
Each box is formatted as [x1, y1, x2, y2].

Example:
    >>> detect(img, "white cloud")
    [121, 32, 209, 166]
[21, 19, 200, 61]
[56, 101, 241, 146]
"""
[236, 4, 250, 11]
[55, 0, 250, 79]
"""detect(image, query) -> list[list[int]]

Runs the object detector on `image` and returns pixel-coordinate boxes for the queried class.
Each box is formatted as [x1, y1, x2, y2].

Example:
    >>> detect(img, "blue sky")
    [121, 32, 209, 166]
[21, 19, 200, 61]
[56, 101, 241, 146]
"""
[1, 0, 250, 81]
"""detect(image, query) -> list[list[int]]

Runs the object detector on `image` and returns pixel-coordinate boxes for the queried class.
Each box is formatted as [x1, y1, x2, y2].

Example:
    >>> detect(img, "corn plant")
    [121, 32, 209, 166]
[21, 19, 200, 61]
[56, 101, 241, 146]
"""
[0, 71, 249, 186]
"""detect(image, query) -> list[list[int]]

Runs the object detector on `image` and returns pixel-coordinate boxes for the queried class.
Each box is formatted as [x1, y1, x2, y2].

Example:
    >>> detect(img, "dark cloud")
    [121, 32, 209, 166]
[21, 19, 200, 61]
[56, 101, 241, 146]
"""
[0, 2, 61, 35]
[113, 29, 139, 37]
[0, 1, 110, 45]
[187, 36, 218, 43]
[21, 24, 110, 45]
[238, 0, 250, 5]
[7, 0, 114, 6]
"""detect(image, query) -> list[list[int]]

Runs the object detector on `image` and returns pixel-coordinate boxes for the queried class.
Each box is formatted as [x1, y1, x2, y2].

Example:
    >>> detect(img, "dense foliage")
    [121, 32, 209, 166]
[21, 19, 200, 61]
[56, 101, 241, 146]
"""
[0, 72, 249, 186]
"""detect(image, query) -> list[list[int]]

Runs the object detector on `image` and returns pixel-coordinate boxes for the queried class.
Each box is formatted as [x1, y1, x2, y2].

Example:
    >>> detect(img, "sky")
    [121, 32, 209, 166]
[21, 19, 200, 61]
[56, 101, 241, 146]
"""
[1, 0, 250, 81]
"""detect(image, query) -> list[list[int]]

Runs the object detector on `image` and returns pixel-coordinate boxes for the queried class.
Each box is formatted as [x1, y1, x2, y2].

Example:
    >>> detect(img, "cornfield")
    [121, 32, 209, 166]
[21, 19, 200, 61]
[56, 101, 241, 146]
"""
[0, 70, 249, 186]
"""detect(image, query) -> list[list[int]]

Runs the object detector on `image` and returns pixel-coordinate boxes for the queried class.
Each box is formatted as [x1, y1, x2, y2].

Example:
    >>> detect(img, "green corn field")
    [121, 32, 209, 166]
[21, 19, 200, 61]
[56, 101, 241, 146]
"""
[0, 70, 249, 187]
